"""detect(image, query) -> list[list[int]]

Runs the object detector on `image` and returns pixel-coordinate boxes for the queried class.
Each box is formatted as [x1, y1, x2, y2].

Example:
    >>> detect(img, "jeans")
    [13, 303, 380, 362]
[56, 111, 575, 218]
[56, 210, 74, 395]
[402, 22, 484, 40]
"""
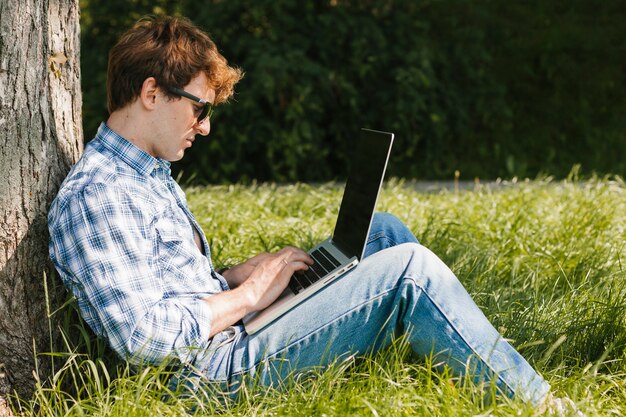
[188, 213, 550, 405]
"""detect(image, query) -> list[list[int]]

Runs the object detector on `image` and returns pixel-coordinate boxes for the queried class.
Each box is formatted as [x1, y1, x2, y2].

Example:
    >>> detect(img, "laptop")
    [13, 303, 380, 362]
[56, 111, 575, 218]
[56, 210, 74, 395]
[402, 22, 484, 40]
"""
[243, 128, 394, 334]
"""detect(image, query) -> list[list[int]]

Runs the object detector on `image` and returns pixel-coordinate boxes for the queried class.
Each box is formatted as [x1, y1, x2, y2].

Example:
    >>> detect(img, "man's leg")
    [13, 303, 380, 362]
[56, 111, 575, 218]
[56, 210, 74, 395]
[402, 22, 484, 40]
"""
[191, 213, 550, 405]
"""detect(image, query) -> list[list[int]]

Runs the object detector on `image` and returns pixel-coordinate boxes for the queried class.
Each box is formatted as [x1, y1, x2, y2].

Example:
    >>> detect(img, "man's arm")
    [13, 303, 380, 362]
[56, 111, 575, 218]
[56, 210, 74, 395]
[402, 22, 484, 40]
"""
[207, 246, 312, 337]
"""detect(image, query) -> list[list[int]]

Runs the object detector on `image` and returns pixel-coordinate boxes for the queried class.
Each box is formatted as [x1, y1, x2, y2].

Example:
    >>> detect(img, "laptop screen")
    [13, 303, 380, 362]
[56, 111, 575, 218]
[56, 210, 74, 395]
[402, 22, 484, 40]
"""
[332, 129, 394, 260]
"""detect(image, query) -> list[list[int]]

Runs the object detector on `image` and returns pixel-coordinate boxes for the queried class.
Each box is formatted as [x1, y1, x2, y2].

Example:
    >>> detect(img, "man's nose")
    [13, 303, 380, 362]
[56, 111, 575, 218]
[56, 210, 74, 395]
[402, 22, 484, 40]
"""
[195, 118, 211, 136]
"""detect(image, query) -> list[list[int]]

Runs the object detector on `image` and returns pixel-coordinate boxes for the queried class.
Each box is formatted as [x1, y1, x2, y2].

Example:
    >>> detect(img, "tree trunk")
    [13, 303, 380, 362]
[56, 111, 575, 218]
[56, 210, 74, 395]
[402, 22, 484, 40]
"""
[0, 0, 82, 408]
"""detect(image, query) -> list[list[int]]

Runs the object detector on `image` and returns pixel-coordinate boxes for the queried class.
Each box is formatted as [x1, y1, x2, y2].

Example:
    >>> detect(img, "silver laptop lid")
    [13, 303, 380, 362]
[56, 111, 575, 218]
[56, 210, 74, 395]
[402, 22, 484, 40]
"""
[332, 128, 394, 260]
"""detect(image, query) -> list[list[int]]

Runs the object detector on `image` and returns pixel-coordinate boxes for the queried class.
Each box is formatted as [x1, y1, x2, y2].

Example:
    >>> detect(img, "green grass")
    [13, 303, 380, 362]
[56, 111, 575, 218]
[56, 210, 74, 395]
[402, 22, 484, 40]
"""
[14, 175, 626, 416]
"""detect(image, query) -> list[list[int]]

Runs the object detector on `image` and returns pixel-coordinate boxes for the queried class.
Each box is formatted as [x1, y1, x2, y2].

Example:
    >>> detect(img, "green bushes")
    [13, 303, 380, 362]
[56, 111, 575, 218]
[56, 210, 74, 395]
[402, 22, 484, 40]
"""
[80, 0, 626, 183]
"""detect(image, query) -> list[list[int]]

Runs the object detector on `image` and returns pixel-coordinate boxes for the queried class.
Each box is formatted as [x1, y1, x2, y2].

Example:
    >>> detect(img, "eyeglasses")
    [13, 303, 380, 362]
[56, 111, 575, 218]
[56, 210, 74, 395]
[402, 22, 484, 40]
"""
[167, 86, 214, 124]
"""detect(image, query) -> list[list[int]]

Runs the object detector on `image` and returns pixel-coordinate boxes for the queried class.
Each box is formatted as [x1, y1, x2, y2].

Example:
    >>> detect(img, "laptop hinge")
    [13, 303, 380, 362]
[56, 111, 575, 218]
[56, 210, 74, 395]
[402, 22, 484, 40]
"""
[330, 238, 357, 260]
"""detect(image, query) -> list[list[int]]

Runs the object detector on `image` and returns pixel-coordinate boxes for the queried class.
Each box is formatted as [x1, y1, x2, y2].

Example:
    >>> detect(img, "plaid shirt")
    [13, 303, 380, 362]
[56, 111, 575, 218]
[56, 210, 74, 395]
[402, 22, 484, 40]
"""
[48, 123, 229, 366]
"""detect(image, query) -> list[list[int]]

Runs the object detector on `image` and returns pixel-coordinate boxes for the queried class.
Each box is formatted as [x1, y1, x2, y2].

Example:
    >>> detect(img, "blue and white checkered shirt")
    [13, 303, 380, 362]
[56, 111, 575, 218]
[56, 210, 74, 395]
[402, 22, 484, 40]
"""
[48, 122, 229, 366]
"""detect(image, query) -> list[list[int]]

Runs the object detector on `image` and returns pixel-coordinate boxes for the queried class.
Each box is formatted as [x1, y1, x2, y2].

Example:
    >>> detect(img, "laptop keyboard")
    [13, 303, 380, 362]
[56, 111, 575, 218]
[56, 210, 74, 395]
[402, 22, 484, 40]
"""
[288, 247, 341, 294]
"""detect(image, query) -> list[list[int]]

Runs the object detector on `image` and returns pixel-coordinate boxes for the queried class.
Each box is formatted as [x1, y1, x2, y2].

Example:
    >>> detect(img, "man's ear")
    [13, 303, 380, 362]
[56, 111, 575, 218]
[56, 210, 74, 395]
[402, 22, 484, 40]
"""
[139, 77, 159, 110]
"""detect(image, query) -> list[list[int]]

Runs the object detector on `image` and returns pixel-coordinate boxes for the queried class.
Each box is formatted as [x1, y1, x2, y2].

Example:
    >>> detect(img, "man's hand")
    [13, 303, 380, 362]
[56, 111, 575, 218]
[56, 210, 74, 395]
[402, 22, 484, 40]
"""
[205, 246, 313, 337]
[238, 246, 313, 311]
[220, 252, 273, 288]
[222, 247, 312, 289]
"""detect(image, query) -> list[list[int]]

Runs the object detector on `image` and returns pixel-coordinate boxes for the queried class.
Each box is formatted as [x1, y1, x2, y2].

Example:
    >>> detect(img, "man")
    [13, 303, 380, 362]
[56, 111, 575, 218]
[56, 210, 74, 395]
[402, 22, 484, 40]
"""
[48, 15, 574, 412]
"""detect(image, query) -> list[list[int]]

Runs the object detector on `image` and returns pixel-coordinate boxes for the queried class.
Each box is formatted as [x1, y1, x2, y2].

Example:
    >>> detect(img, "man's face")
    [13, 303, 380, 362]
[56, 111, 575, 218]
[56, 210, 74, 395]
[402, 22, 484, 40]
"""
[150, 73, 216, 161]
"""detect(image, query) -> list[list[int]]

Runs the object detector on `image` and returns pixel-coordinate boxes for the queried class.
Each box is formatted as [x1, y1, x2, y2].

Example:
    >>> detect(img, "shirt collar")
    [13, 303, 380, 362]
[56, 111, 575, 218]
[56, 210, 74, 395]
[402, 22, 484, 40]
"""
[95, 122, 171, 176]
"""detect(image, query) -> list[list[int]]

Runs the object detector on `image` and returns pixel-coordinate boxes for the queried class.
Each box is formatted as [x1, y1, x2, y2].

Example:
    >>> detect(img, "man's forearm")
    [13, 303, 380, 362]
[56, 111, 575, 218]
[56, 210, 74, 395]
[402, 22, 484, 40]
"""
[203, 286, 255, 338]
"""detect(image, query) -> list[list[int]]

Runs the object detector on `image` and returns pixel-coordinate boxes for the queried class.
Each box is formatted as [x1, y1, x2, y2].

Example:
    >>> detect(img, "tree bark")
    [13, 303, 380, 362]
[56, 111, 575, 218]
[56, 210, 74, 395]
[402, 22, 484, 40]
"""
[0, 0, 82, 407]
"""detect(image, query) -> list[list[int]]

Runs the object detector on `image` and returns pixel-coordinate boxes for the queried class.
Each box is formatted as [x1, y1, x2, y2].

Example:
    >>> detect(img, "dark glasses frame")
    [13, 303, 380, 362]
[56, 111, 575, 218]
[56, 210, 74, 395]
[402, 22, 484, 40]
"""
[167, 86, 214, 123]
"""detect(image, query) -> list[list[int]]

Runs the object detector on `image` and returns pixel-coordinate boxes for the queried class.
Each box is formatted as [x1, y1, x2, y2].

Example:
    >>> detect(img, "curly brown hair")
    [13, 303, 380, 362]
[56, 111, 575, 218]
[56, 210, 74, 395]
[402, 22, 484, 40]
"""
[106, 15, 243, 113]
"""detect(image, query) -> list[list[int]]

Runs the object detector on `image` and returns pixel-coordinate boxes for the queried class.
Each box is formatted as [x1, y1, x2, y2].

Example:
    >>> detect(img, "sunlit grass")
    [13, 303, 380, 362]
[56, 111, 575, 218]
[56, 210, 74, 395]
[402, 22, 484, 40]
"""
[14, 174, 626, 416]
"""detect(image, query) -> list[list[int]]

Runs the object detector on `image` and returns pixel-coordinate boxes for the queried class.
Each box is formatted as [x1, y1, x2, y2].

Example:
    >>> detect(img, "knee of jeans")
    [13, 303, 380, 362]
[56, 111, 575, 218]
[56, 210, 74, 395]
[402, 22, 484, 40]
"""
[371, 212, 418, 245]
[403, 243, 463, 292]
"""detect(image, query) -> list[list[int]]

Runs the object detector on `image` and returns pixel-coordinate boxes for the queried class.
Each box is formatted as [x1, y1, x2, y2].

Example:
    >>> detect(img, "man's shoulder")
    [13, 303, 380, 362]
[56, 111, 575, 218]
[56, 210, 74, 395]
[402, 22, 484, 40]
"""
[50, 144, 156, 219]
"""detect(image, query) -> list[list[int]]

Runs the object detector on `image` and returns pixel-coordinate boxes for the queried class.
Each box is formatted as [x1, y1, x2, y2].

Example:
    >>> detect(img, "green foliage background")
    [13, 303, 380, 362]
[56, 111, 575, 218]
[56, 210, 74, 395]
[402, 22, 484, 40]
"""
[80, 0, 626, 183]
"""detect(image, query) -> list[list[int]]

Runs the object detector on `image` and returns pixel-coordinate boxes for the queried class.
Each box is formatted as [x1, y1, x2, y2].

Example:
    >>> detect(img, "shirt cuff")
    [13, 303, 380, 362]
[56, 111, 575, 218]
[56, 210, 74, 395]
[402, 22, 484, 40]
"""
[189, 296, 214, 346]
